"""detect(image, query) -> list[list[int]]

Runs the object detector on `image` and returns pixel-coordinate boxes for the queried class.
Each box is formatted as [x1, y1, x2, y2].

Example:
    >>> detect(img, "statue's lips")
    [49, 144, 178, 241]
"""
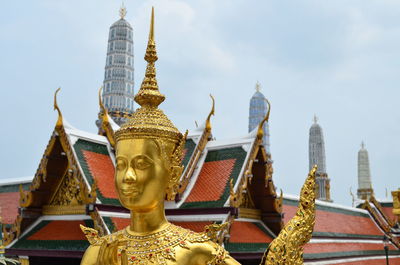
[121, 187, 139, 196]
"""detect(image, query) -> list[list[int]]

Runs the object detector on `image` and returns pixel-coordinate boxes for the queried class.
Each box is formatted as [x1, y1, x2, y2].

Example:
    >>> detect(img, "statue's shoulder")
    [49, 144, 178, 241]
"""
[173, 224, 231, 264]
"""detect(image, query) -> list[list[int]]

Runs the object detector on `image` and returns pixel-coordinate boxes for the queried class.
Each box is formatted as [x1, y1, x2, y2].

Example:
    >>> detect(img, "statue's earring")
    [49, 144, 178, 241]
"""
[166, 165, 183, 201]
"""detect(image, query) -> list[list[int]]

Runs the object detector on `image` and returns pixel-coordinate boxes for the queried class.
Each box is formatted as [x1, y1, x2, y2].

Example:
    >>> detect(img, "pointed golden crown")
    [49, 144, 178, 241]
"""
[115, 7, 182, 143]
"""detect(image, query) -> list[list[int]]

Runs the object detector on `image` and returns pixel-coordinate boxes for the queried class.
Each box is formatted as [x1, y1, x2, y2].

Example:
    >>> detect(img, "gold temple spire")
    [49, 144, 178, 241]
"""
[119, 3, 127, 19]
[134, 7, 165, 108]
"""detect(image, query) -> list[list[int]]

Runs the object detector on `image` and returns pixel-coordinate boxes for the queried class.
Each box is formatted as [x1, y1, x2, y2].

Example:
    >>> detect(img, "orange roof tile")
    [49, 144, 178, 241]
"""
[185, 159, 236, 203]
[0, 192, 20, 224]
[229, 221, 272, 243]
[28, 220, 87, 241]
[283, 205, 383, 236]
[83, 150, 117, 199]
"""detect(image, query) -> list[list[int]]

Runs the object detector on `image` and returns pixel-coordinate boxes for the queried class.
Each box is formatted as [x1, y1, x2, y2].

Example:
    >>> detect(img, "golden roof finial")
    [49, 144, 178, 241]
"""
[54, 87, 63, 128]
[205, 94, 215, 132]
[134, 7, 165, 108]
[257, 98, 271, 139]
[119, 2, 127, 19]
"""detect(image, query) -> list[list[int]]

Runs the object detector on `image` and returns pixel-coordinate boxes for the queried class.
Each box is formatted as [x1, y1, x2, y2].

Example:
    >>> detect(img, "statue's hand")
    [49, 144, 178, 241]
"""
[97, 240, 120, 265]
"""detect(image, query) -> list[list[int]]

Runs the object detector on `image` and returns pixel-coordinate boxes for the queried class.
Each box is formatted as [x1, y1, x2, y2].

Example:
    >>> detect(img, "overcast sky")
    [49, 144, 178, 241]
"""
[1, 0, 399, 206]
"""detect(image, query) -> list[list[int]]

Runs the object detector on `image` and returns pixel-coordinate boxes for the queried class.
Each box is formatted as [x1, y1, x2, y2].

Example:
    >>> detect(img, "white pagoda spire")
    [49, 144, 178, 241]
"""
[357, 141, 374, 200]
[97, 5, 135, 128]
[309, 115, 331, 201]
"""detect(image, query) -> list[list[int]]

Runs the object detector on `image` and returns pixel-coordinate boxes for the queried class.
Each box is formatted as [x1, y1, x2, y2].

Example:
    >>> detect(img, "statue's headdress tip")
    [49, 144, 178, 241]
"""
[115, 7, 181, 144]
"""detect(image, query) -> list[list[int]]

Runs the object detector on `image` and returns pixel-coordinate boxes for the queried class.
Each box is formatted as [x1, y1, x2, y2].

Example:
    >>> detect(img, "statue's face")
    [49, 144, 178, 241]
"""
[115, 139, 170, 211]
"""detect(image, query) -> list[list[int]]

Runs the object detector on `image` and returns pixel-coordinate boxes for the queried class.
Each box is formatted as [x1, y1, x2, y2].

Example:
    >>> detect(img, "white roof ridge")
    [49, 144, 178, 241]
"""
[283, 194, 368, 214]
[0, 176, 33, 186]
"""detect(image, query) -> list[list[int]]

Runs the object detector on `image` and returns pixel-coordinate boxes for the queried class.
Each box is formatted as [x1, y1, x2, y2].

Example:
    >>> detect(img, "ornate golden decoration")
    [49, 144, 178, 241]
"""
[370, 196, 395, 227]
[393, 189, 400, 220]
[230, 101, 272, 209]
[21, 88, 92, 209]
[178, 95, 215, 195]
[257, 98, 270, 140]
[98, 86, 116, 147]
[54, 87, 63, 129]
[2, 215, 22, 246]
[89, 209, 108, 237]
[81, 223, 228, 265]
[19, 184, 32, 208]
[50, 168, 83, 206]
[263, 165, 317, 265]
[238, 208, 262, 220]
[42, 205, 86, 215]
[205, 94, 215, 132]
[361, 199, 391, 233]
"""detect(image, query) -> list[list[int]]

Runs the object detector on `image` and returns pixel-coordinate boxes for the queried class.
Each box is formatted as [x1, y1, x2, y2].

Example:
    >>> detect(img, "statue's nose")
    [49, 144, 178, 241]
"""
[124, 167, 136, 183]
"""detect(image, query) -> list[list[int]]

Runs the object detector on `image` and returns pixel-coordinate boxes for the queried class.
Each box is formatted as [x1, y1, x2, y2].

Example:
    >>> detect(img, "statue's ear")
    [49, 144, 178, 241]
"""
[170, 165, 183, 183]
[165, 165, 183, 201]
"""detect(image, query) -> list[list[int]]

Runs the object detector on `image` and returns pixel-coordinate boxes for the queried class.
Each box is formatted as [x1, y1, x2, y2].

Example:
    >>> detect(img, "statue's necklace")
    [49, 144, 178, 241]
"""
[119, 223, 209, 264]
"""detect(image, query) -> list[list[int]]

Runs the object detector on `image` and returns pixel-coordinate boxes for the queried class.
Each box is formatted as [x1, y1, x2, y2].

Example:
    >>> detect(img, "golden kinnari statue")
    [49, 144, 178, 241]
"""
[80, 7, 317, 265]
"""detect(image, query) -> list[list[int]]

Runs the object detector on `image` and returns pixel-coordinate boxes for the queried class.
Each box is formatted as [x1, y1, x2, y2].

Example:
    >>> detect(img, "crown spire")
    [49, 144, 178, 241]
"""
[119, 3, 127, 19]
[134, 7, 165, 108]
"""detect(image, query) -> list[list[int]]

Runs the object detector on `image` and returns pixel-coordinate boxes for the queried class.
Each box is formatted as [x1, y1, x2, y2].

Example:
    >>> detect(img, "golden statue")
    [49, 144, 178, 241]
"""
[80, 7, 316, 265]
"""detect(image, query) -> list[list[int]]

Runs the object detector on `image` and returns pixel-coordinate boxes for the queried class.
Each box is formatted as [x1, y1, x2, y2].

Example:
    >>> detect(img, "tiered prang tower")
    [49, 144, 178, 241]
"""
[97, 5, 135, 128]
[248, 81, 271, 153]
[357, 142, 374, 200]
[309, 115, 332, 202]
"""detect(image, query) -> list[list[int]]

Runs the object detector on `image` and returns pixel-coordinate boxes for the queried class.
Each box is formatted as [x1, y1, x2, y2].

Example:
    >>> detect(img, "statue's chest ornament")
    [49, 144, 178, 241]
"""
[117, 224, 214, 265]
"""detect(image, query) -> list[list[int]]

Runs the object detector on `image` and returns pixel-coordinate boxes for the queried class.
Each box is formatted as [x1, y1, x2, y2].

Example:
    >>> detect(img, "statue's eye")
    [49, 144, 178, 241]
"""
[116, 159, 126, 171]
[134, 156, 152, 170]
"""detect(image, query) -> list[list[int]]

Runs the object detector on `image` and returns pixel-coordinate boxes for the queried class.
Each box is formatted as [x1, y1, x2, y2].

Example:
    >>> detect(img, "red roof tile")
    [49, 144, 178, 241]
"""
[0, 192, 20, 224]
[28, 220, 87, 241]
[185, 159, 236, 203]
[304, 242, 397, 254]
[172, 221, 212, 233]
[283, 205, 383, 236]
[382, 205, 395, 221]
[230, 221, 272, 243]
[83, 150, 117, 199]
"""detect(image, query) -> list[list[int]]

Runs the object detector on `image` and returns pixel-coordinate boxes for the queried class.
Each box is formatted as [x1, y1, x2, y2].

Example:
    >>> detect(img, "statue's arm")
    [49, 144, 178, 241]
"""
[81, 245, 100, 265]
